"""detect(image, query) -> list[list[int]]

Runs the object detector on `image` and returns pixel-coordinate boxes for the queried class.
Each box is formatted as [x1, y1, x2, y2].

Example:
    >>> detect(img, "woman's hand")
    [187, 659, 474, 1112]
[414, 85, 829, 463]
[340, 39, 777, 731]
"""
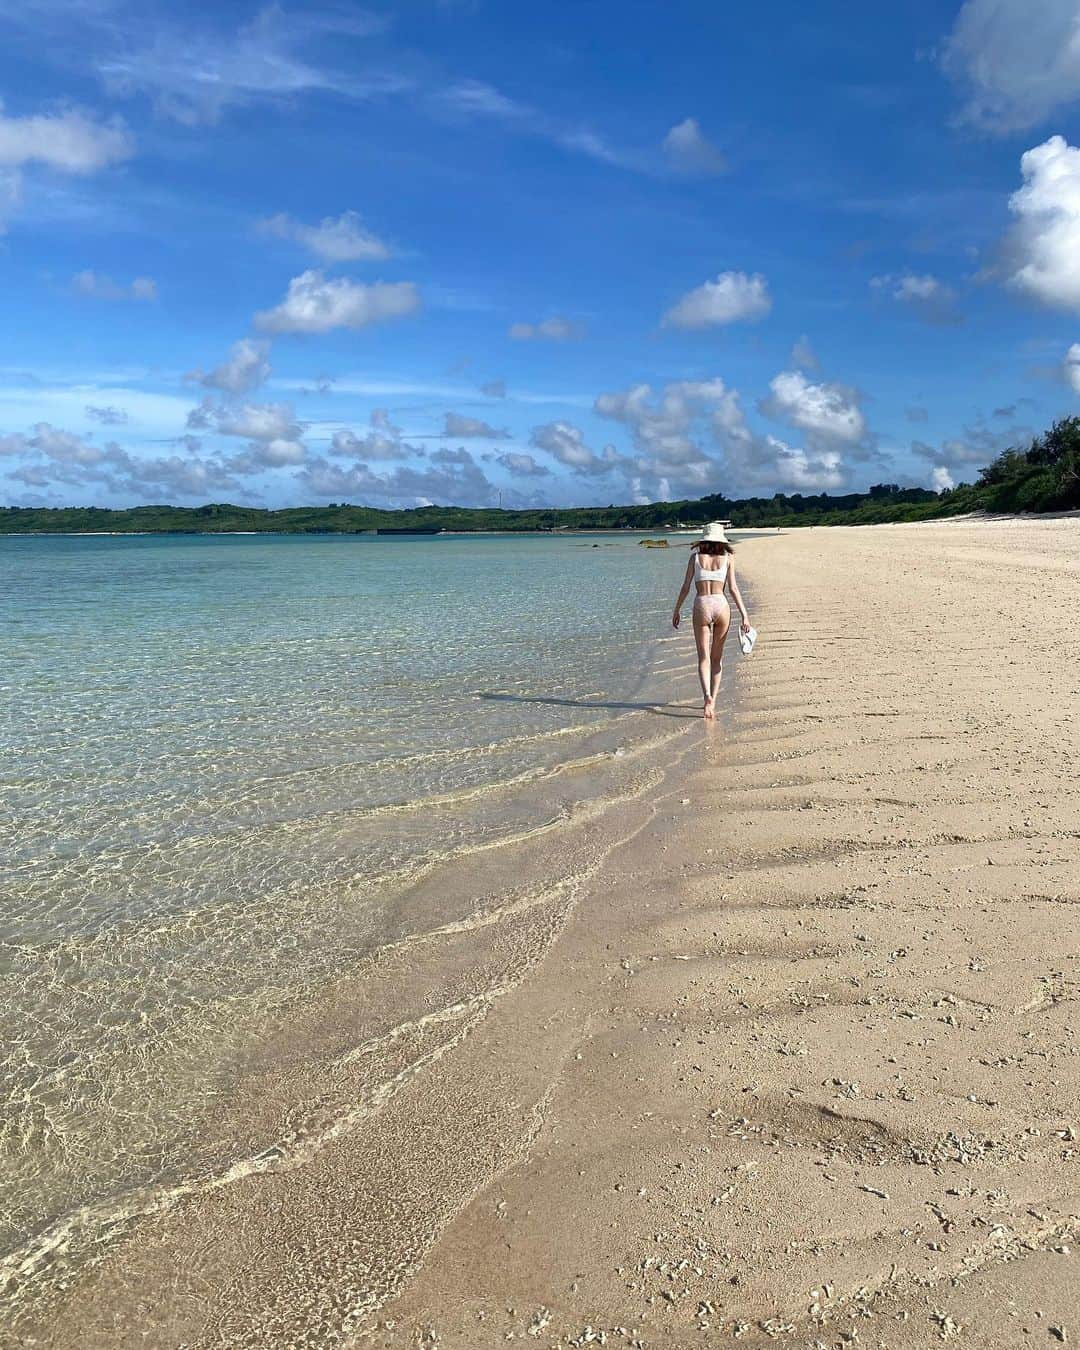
[672, 610, 681, 629]
[740, 618, 751, 634]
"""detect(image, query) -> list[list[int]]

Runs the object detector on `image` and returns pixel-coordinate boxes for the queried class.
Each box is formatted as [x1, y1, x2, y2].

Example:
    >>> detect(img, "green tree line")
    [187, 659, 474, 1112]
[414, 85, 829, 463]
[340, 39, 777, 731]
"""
[3, 417, 1078, 534]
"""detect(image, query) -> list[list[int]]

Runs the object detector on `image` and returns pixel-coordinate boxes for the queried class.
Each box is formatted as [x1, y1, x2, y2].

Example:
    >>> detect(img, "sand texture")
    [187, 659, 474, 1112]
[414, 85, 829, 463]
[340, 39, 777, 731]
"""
[8, 517, 1079, 1349]
[365, 518, 1080, 1349]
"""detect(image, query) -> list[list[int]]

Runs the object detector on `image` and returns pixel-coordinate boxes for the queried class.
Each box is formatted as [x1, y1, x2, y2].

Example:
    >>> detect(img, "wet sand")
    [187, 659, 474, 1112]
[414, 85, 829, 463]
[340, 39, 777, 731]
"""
[11, 517, 1080, 1347]
[365, 516, 1080, 1348]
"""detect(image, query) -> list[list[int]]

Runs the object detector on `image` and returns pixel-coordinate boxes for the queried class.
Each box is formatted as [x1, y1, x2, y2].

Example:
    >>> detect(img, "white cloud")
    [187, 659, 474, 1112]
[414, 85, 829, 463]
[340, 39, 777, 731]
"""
[943, 0, 1080, 132]
[191, 338, 271, 395]
[434, 81, 634, 169]
[0, 105, 132, 172]
[241, 438, 306, 467]
[706, 387, 849, 492]
[870, 271, 960, 324]
[0, 420, 250, 499]
[216, 403, 301, 441]
[330, 409, 416, 460]
[442, 411, 508, 439]
[97, 7, 401, 126]
[761, 439, 845, 491]
[593, 378, 740, 495]
[1065, 342, 1080, 393]
[496, 451, 549, 477]
[255, 270, 420, 335]
[530, 421, 624, 475]
[26, 422, 107, 464]
[186, 397, 306, 463]
[438, 80, 526, 120]
[997, 136, 1080, 310]
[555, 128, 628, 167]
[0, 103, 130, 229]
[761, 370, 866, 447]
[662, 117, 726, 175]
[910, 418, 1030, 491]
[299, 445, 497, 508]
[73, 270, 157, 301]
[508, 316, 583, 341]
[258, 210, 390, 262]
[790, 334, 819, 371]
[662, 271, 771, 329]
[931, 465, 955, 492]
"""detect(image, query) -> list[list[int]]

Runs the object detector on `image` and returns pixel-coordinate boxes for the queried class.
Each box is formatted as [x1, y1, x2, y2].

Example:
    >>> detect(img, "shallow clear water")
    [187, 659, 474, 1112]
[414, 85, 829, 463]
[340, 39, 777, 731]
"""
[0, 530, 694, 1254]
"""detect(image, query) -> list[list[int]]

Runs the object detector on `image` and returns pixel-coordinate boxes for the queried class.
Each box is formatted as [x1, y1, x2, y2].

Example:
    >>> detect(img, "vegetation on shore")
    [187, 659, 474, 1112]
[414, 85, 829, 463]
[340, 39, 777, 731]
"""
[3, 417, 1078, 535]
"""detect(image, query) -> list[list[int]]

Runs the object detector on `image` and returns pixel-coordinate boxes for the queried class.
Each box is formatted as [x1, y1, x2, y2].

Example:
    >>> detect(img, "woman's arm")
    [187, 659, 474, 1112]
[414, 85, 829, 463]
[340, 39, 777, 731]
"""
[672, 556, 695, 628]
[727, 558, 751, 632]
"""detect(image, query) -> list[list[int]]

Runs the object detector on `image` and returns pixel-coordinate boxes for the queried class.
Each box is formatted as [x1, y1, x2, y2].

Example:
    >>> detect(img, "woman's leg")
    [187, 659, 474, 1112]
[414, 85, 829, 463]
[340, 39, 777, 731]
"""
[692, 605, 715, 718]
[709, 603, 731, 703]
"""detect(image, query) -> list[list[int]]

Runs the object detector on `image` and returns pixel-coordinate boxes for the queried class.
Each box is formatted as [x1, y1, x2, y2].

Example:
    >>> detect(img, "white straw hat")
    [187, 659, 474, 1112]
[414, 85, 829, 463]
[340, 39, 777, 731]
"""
[696, 521, 729, 544]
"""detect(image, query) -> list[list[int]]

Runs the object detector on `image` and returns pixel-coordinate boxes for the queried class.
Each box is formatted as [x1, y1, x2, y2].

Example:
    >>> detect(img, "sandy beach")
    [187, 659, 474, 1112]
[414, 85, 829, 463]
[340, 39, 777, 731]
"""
[11, 516, 1079, 1348]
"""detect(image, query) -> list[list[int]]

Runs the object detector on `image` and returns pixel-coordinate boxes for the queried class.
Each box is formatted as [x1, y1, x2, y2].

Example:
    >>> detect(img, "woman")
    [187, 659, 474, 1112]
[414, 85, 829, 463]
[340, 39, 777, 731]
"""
[671, 521, 751, 720]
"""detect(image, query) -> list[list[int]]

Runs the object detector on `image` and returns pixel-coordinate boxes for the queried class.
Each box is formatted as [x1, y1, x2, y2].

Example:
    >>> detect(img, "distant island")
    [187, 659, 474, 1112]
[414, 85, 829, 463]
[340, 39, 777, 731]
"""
[3, 417, 1077, 535]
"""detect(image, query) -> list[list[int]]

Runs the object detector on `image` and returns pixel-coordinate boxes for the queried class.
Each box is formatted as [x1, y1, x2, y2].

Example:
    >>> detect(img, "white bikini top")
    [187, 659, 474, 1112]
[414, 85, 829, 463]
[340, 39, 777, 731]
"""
[694, 554, 729, 586]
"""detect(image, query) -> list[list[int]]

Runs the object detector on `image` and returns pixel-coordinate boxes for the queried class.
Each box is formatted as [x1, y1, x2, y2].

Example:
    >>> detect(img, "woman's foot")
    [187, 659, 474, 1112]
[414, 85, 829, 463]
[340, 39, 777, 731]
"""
[703, 696, 715, 720]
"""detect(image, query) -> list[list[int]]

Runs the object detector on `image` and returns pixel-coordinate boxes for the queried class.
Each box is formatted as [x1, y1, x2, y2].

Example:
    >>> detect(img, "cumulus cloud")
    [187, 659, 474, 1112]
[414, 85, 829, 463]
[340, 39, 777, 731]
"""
[188, 399, 301, 441]
[495, 451, 549, 477]
[530, 421, 624, 474]
[0, 105, 132, 173]
[255, 270, 420, 334]
[662, 271, 771, 329]
[72, 271, 157, 301]
[996, 136, 1080, 310]
[1065, 342, 1080, 393]
[258, 210, 390, 262]
[930, 465, 955, 492]
[706, 385, 848, 492]
[187, 396, 307, 463]
[591, 378, 810, 499]
[943, 0, 1080, 132]
[85, 404, 128, 425]
[299, 444, 497, 508]
[508, 316, 583, 341]
[870, 271, 961, 325]
[911, 417, 1033, 490]
[191, 338, 271, 395]
[18, 422, 108, 464]
[0, 421, 249, 499]
[596, 380, 725, 463]
[662, 117, 726, 175]
[330, 409, 417, 461]
[442, 411, 508, 439]
[761, 370, 867, 448]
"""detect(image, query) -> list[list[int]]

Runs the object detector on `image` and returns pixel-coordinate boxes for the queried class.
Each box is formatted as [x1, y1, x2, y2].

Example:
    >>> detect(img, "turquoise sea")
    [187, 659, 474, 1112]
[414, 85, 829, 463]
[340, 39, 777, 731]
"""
[1, 530, 701, 1301]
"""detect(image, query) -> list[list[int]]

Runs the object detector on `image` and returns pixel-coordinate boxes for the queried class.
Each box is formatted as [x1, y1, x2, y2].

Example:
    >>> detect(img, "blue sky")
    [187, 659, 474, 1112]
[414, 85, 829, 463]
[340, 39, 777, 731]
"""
[3, 0, 1080, 509]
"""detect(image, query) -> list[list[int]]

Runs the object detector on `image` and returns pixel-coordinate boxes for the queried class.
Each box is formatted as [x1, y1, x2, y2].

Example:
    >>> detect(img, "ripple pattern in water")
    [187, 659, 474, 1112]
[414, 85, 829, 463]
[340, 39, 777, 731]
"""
[0, 531, 691, 1257]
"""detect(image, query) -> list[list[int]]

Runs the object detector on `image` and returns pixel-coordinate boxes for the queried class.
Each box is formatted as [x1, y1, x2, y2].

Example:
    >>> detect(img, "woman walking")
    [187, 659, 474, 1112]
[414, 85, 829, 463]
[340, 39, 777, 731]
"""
[671, 522, 751, 719]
